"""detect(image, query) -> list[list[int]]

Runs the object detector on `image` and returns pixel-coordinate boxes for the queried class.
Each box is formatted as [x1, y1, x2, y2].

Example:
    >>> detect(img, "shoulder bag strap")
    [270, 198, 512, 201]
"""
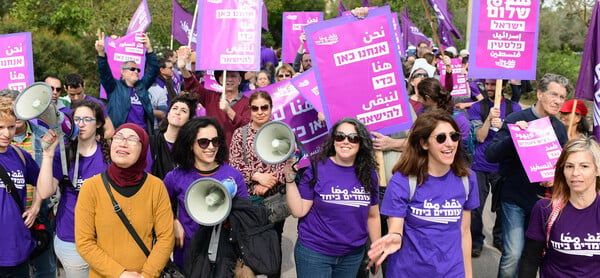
[408, 175, 417, 203]
[462, 176, 469, 202]
[545, 201, 562, 252]
[0, 161, 25, 214]
[242, 125, 249, 165]
[100, 172, 151, 257]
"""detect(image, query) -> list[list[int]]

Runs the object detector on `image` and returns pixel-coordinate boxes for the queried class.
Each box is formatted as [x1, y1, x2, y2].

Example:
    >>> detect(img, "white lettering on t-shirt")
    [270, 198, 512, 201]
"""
[320, 186, 371, 207]
[551, 233, 600, 257]
[131, 94, 142, 105]
[410, 199, 463, 224]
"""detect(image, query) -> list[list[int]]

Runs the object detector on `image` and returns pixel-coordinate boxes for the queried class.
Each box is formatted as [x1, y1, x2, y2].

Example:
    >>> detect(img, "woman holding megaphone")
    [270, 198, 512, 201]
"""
[163, 117, 249, 269]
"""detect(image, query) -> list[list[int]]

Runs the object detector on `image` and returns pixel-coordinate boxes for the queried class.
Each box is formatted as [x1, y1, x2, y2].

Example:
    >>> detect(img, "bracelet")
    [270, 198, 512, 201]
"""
[285, 178, 296, 184]
[392, 232, 403, 238]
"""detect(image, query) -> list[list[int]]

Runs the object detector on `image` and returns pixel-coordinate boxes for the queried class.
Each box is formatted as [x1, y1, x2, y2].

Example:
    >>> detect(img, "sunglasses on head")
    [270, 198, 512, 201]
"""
[412, 73, 428, 79]
[250, 104, 270, 112]
[197, 137, 220, 149]
[50, 86, 62, 92]
[124, 67, 141, 73]
[334, 132, 360, 144]
[432, 132, 461, 144]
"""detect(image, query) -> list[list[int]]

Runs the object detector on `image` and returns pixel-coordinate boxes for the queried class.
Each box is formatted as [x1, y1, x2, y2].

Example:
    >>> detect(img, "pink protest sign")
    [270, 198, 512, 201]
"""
[100, 32, 147, 98]
[244, 80, 328, 168]
[196, 0, 261, 71]
[437, 58, 468, 97]
[126, 0, 151, 34]
[203, 70, 222, 92]
[304, 7, 412, 135]
[290, 69, 323, 113]
[0, 32, 34, 92]
[468, 0, 540, 80]
[508, 117, 562, 183]
[282, 12, 323, 64]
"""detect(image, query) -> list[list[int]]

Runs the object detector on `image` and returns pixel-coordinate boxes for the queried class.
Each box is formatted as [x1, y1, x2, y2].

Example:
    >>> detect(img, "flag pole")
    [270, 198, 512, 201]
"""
[188, 2, 199, 48]
[568, 100, 577, 138]
[170, 35, 174, 50]
[420, 0, 446, 58]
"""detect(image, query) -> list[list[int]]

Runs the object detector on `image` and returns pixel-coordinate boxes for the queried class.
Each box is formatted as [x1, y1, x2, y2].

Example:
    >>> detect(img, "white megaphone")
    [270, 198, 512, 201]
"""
[14, 82, 78, 142]
[185, 177, 238, 226]
[255, 121, 304, 165]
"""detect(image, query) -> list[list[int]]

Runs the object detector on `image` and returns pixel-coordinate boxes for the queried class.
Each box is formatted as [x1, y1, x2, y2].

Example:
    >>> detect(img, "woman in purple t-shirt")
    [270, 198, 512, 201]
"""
[37, 100, 110, 277]
[367, 110, 479, 277]
[284, 117, 381, 278]
[519, 136, 600, 277]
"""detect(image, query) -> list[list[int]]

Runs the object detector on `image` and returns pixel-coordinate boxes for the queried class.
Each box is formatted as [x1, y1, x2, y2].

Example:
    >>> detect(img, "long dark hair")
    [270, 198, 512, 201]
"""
[172, 117, 228, 170]
[158, 94, 197, 133]
[393, 110, 470, 185]
[316, 117, 378, 193]
[418, 78, 454, 114]
[68, 100, 110, 164]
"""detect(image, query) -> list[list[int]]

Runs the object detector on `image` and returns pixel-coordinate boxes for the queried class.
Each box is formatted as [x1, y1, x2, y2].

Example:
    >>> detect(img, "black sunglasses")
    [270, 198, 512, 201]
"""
[197, 137, 220, 149]
[277, 73, 291, 78]
[250, 104, 270, 112]
[50, 86, 62, 93]
[334, 132, 360, 144]
[432, 132, 461, 144]
[124, 67, 141, 73]
[412, 73, 428, 79]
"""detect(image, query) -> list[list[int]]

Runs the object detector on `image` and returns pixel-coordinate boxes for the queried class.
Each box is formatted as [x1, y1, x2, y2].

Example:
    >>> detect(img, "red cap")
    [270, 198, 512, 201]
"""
[560, 99, 588, 117]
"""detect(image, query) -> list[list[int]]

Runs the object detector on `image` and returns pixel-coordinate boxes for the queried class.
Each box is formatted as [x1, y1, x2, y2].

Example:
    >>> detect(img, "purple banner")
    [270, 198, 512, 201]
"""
[439, 17, 456, 48]
[437, 58, 467, 97]
[428, 0, 462, 41]
[305, 7, 412, 135]
[401, 5, 431, 50]
[172, 0, 197, 49]
[100, 32, 147, 98]
[468, 0, 540, 79]
[127, 0, 151, 34]
[508, 117, 562, 183]
[196, 0, 261, 71]
[244, 80, 328, 168]
[391, 13, 404, 57]
[282, 12, 323, 64]
[0, 32, 34, 92]
[291, 69, 323, 113]
[261, 0, 268, 31]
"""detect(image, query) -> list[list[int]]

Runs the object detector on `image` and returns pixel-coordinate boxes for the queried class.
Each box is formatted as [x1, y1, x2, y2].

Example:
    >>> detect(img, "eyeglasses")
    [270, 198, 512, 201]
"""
[250, 104, 270, 112]
[431, 132, 461, 144]
[197, 137, 220, 149]
[163, 66, 173, 69]
[50, 86, 62, 93]
[73, 117, 96, 125]
[112, 134, 141, 146]
[124, 67, 141, 73]
[277, 73, 291, 78]
[412, 73, 428, 79]
[334, 132, 360, 144]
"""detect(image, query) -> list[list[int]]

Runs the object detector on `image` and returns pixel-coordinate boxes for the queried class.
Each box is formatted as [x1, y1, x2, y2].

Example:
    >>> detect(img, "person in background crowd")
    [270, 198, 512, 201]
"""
[285, 117, 381, 277]
[64, 73, 115, 138]
[275, 64, 295, 82]
[519, 136, 600, 277]
[162, 49, 182, 95]
[163, 117, 248, 269]
[44, 75, 71, 115]
[293, 33, 312, 73]
[261, 37, 279, 70]
[255, 70, 272, 88]
[368, 110, 479, 277]
[75, 123, 174, 278]
[485, 73, 570, 278]
[148, 58, 178, 132]
[37, 100, 111, 277]
[559, 99, 591, 140]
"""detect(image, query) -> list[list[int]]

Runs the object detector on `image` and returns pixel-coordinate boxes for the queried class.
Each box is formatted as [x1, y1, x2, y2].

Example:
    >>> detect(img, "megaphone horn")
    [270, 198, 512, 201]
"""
[255, 121, 303, 165]
[185, 178, 238, 226]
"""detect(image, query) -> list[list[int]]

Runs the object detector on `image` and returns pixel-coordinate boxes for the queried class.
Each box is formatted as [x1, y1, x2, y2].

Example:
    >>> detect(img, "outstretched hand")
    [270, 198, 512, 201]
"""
[367, 233, 403, 270]
[95, 29, 105, 57]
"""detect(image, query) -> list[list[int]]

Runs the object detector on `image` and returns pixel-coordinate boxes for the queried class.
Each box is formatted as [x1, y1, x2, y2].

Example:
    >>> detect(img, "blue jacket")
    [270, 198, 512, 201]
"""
[97, 51, 159, 132]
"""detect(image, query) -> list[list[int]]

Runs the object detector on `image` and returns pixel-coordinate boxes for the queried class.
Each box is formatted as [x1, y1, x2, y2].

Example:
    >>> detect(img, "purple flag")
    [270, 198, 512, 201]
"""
[439, 18, 456, 48]
[468, 0, 540, 80]
[401, 5, 431, 51]
[305, 6, 413, 134]
[427, 0, 462, 41]
[282, 12, 323, 64]
[575, 1, 600, 138]
[196, 0, 261, 71]
[338, 0, 346, 17]
[126, 0, 151, 34]
[261, 0, 269, 31]
[172, 0, 197, 48]
[100, 32, 147, 98]
[0, 32, 34, 92]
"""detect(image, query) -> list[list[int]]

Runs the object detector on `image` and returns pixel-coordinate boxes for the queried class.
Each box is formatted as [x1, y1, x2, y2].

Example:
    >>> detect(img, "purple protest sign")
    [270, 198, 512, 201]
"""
[196, 0, 261, 71]
[437, 58, 467, 97]
[508, 117, 562, 183]
[391, 13, 404, 57]
[99, 32, 147, 98]
[0, 32, 34, 92]
[305, 7, 412, 135]
[468, 0, 540, 80]
[282, 12, 323, 64]
[290, 69, 323, 113]
[127, 0, 151, 34]
[172, 0, 197, 48]
[244, 80, 328, 168]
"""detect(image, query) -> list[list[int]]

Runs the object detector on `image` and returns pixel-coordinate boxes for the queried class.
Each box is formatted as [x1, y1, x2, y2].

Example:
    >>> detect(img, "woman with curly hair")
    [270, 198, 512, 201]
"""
[284, 117, 381, 277]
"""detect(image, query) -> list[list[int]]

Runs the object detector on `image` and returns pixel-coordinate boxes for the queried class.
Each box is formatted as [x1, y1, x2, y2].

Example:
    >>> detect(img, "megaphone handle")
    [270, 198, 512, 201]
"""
[207, 223, 222, 263]
[57, 131, 69, 178]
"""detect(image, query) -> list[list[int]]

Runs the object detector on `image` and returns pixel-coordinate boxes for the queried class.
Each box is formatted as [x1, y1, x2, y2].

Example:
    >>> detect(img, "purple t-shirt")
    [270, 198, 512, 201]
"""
[526, 197, 600, 277]
[381, 170, 479, 277]
[298, 159, 379, 257]
[0, 146, 39, 266]
[163, 164, 248, 267]
[84, 95, 109, 118]
[126, 88, 147, 131]
[453, 111, 471, 142]
[52, 142, 108, 242]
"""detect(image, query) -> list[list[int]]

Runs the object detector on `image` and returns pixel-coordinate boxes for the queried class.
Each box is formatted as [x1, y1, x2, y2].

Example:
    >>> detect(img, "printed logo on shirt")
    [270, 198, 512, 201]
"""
[411, 199, 463, 224]
[131, 94, 142, 105]
[551, 233, 600, 257]
[0, 169, 26, 190]
[320, 186, 371, 207]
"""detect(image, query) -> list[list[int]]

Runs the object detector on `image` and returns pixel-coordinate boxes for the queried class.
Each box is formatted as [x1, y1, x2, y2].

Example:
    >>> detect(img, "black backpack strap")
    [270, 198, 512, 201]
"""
[505, 99, 513, 116]
[100, 172, 151, 257]
[480, 98, 490, 121]
[0, 162, 24, 214]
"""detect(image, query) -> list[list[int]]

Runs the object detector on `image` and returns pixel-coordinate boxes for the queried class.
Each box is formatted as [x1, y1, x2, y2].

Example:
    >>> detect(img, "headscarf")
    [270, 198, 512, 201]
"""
[108, 123, 149, 187]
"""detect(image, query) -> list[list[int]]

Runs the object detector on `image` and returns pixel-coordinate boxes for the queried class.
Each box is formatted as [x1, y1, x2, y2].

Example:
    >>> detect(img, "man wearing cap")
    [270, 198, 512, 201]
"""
[468, 79, 521, 258]
[559, 99, 590, 140]
[485, 73, 570, 278]
[177, 46, 250, 147]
